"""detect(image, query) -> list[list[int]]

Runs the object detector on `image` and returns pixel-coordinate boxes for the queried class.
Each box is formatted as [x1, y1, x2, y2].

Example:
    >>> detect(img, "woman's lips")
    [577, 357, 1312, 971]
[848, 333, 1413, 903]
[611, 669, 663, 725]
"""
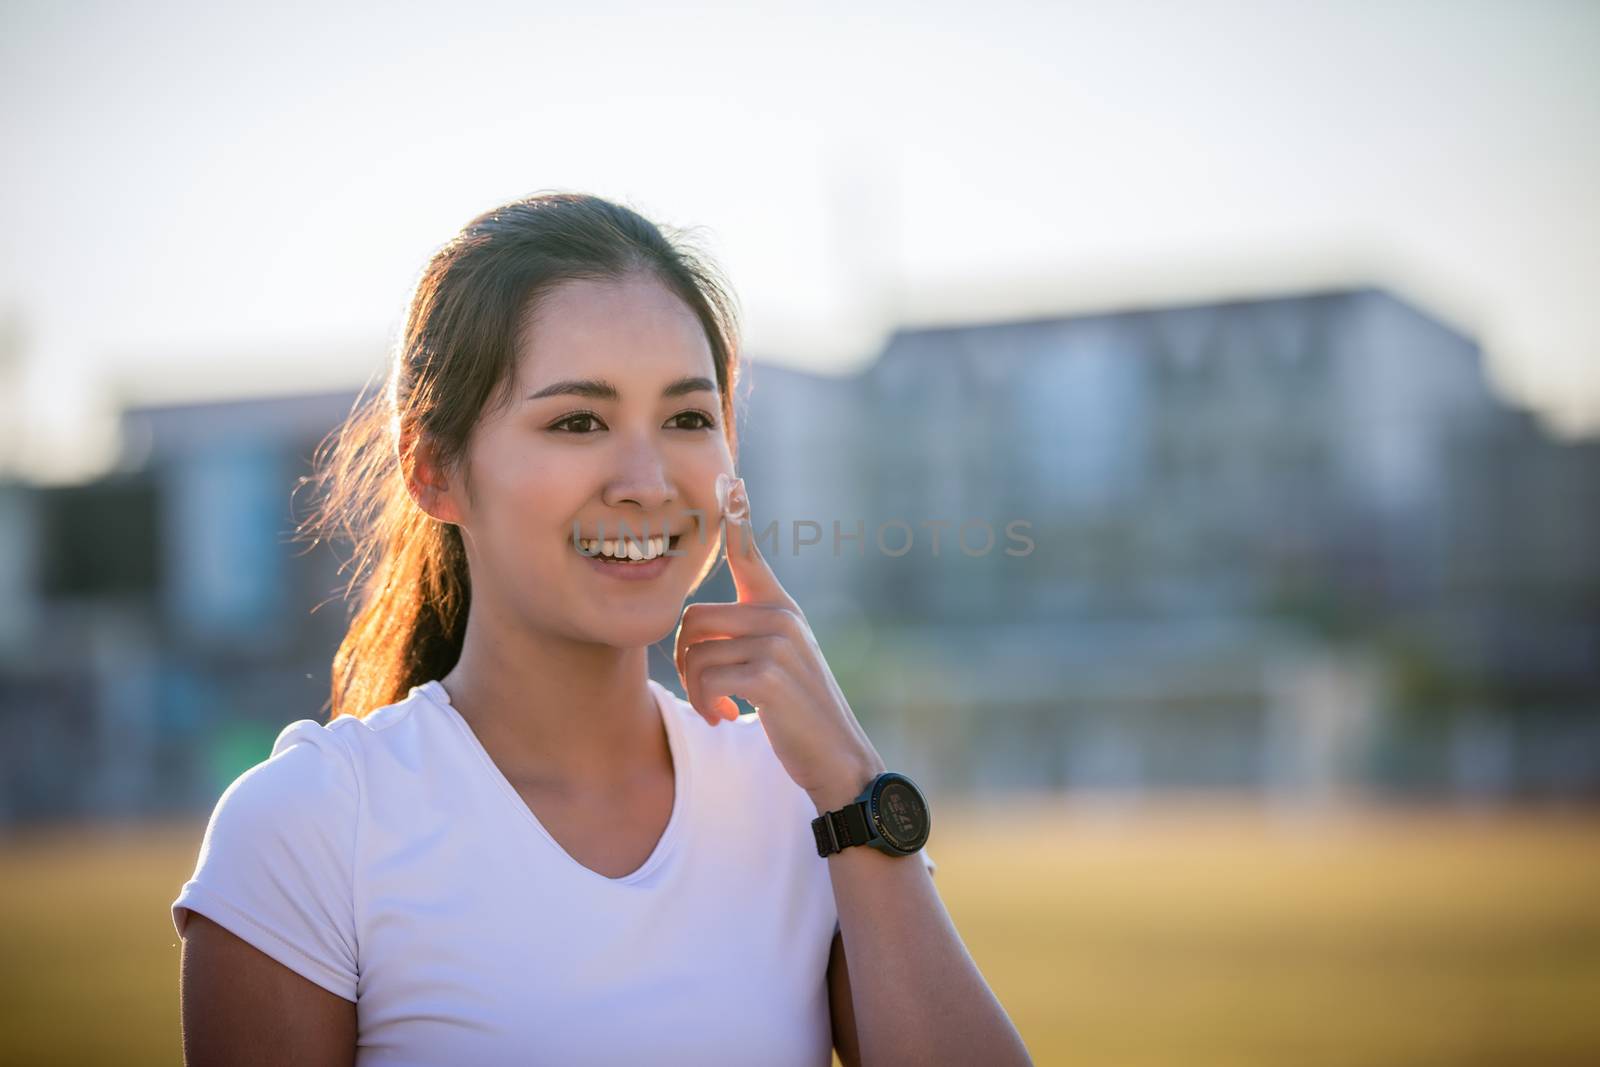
[571, 533, 683, 582]
[579, 551, 672, 581]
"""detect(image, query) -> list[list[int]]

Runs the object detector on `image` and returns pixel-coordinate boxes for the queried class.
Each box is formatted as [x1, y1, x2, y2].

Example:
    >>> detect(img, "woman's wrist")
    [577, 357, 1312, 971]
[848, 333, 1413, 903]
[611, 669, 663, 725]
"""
[807, 749, 888, 815]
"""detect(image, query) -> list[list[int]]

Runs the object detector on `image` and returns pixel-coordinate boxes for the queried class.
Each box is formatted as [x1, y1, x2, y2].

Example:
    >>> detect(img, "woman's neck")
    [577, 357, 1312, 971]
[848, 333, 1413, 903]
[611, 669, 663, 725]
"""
[438, 610, 664, 794]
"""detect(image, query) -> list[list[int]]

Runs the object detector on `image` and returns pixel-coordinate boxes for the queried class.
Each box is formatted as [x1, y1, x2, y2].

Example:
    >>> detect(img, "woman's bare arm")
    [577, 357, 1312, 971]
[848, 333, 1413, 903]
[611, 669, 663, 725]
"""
[179, 911, 357, 1067]
[827, 925, 862, 1067]
[812, 774, 1033, 1067]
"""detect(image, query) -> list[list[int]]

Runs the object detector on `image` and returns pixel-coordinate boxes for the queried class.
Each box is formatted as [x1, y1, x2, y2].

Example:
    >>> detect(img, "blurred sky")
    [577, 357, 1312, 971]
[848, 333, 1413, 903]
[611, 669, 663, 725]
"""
[2, 0, 1597, 482]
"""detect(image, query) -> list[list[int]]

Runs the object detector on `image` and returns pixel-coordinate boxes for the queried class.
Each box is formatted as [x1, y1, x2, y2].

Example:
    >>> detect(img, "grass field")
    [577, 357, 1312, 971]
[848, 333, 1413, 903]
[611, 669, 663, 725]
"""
[2, 797, 1598, 1065]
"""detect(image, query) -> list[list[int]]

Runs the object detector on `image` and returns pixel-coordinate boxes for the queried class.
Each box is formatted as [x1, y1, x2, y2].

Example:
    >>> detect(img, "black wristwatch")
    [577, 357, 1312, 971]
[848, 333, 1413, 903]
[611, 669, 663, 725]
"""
[812, 771, 931, 859]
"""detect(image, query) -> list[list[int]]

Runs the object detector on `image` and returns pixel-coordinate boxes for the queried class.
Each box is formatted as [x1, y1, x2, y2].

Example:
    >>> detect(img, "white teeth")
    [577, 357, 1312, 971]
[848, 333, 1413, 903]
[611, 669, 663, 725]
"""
[577, 535, 670, 561]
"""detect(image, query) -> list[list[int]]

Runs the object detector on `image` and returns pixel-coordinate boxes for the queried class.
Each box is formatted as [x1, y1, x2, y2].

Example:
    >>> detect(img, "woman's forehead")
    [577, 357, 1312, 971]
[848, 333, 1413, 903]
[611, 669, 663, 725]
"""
[515, 275, 715, 389]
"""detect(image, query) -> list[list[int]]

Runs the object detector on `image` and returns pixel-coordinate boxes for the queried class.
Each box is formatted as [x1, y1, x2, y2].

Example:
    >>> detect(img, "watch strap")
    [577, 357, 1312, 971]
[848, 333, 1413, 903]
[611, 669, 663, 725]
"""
[812, 800, 873, 857]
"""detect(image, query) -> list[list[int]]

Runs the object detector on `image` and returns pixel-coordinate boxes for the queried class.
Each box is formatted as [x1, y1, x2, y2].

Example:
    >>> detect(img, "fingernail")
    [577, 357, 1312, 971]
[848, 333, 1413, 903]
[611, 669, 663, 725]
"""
[716, 472, 749, 524]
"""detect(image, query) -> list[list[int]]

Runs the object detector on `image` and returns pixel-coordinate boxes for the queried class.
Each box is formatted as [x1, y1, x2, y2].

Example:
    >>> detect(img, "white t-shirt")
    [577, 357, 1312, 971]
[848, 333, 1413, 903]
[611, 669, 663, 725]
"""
[171, 677, 935, 1066]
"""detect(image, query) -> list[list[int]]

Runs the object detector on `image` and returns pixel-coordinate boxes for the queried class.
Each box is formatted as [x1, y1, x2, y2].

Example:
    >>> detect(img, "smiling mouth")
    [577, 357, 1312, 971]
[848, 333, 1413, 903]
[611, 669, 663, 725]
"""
[573, 532, 684, 562]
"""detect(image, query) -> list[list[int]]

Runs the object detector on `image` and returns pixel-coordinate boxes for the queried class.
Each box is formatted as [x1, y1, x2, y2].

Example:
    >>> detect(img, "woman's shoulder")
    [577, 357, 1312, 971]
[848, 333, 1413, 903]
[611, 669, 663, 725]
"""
[173, 716, 365, 998]
[197, 717, 362, 857]
[268, 681, 452, 776]
[200, 682, 444, 831]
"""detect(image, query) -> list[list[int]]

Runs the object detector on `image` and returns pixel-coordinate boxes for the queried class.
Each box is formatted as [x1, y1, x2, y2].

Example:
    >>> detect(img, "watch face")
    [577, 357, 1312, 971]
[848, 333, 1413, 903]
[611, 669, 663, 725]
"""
[872, 777, 929, 851]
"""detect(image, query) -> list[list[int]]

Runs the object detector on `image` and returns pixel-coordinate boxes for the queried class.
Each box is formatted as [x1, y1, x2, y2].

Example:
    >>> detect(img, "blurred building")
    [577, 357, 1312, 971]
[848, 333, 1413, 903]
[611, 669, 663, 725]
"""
[739, 287, 1600, 800]
[1, 286, 1597, 823]
[0, 392, 356, 822]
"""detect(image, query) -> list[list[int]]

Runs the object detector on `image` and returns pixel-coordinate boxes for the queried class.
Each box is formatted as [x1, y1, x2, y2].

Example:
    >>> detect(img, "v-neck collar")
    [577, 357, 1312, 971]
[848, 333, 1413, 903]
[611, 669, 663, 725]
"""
[414, 677, 690, 886]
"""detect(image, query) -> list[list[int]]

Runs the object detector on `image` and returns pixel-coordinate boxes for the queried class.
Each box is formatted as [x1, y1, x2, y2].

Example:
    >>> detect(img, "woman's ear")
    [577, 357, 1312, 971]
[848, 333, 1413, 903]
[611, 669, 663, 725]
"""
[400, 428, 464, 525]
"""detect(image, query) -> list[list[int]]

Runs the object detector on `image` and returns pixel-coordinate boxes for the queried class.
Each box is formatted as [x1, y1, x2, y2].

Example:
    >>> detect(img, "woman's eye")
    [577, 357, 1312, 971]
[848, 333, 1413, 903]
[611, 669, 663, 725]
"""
[551, 413, 604, 434]
[670, 411, 716, 431]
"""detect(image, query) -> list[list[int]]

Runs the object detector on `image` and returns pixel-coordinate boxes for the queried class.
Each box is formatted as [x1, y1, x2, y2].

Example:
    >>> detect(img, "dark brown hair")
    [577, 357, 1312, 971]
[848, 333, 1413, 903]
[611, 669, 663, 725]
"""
[294, 192, 743, 721]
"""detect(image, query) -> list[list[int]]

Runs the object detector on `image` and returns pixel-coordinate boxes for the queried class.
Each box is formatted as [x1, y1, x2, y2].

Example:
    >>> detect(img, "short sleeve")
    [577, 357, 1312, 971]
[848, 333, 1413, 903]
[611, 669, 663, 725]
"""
[171, 719, 361, 1001]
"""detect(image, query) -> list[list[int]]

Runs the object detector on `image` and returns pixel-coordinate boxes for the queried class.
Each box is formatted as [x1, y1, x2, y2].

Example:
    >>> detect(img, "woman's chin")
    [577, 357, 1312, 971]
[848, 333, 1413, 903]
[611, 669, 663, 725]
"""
[573, 606, 684, 650]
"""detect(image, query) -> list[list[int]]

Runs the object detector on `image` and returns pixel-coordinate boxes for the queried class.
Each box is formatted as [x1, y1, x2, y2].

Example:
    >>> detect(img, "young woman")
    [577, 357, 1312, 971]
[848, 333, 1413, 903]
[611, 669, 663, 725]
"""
[171, 192, 1032, 1066]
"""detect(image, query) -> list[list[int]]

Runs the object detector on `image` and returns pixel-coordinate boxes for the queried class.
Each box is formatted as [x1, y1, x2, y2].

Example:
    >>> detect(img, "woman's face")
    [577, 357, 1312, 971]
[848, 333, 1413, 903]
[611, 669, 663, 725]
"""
[454, 271, 733, 647]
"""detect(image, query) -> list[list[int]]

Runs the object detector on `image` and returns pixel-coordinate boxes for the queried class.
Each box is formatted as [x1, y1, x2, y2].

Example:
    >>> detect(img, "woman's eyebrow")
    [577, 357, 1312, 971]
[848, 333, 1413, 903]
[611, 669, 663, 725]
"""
[526, 375, 716, 401]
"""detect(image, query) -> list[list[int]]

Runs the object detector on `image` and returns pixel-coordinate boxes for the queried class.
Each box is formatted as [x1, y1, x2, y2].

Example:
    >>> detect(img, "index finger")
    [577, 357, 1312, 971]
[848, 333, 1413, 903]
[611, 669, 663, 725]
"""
[717, 474, 793, 607]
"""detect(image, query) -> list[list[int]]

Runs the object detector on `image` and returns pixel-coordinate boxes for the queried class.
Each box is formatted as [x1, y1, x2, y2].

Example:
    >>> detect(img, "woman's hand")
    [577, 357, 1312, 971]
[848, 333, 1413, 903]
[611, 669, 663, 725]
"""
[674, 477, 887, 808]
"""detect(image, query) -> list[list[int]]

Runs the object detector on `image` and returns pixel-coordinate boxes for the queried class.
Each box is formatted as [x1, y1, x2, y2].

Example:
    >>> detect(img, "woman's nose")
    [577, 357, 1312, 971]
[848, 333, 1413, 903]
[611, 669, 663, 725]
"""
[600, 439, 674, 510]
